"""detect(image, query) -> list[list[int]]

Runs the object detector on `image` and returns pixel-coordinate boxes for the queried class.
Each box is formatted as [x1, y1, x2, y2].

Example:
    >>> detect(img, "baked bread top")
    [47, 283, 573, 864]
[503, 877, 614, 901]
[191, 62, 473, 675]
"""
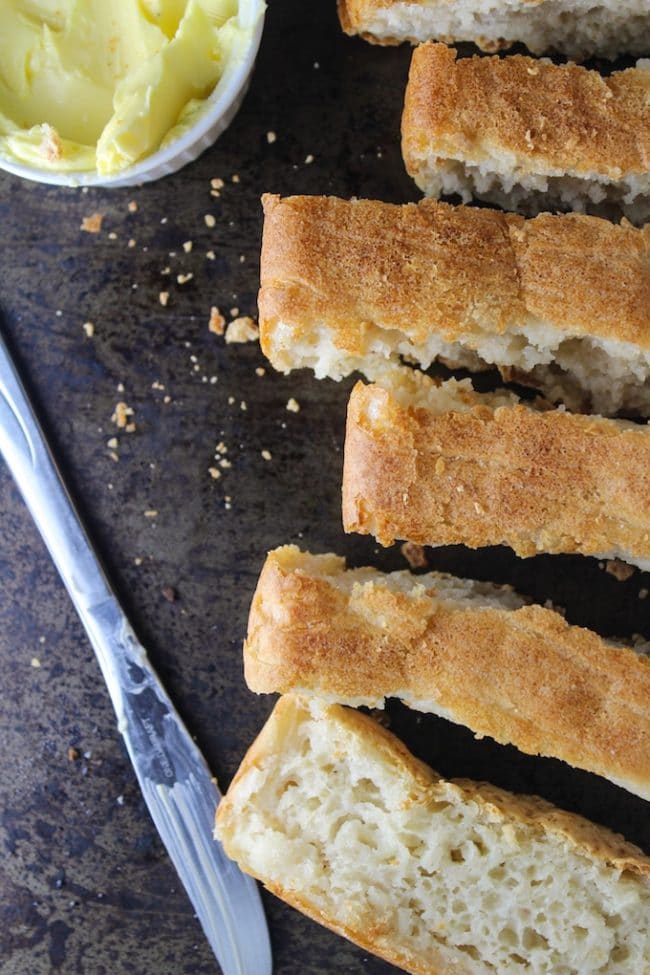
[245, 546, 650, 801]
[401, 43, 650, 178]
[342, 380, 650, 565]
[259, 193, 650, 357]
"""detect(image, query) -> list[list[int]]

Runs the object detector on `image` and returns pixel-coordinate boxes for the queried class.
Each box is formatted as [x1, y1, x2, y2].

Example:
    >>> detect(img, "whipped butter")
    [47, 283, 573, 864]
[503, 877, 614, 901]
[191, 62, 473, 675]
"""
[0, 0, 263, 175]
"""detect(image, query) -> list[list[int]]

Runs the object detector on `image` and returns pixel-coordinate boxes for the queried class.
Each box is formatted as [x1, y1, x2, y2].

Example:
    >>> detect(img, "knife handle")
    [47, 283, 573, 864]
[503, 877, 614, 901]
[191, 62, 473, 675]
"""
[0, 329, 113, 615]
[0, 328, 272, 975]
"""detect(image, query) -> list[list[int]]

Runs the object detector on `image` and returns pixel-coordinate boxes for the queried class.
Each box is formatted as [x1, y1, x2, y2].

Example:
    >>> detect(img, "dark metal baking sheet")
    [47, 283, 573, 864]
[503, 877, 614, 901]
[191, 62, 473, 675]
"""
[0, 3, 648, 972]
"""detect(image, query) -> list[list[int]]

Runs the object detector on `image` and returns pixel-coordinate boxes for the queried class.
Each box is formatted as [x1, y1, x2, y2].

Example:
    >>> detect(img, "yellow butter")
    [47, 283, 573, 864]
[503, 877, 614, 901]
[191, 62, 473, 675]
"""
[0, 0, 263, 175]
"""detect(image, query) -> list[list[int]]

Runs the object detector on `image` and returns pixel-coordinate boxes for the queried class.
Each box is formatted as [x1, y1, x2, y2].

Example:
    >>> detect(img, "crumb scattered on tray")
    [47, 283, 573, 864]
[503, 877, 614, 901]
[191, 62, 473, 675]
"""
[261, 449, 272, 461]
[206, 250, 216, 261]
[208, 306, 225, 335]
[604, 560, 635, 582]
[183, 240, 193, 253]
[305, 154, 314, 164]
[177, 272, 193, 285]
[161, 586, 177, 603]
[30, 656, 41, 668]
[159, 291, 170, 306]
[128, 200, 138, 213]
[204, 214, 216, 228]
[208, 467, 221, 480]
[401, 541, 428, 569]
[231, 174, 240, 183]
[286, 397, 300, 413]
[266, 131, 277, 144]
[255, 367, 265, 377]
[111, 401, 134, 429]
[640, 588, 648, 600]
[67, 747, 79, 762]
[82, 321, 95, 337]
[225, 316, 259, 344]
[81, 212, 103, 233]
[144, 509, 158, 518]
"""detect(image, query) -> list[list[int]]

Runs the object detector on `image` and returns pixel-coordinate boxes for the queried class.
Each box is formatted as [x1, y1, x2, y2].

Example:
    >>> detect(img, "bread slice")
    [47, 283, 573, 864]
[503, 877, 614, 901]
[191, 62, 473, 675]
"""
[215, 695, 650, 975]
[244, 545, 650, 802]
[342, 371, 650, 568]
[259, 194, 650, 416]
[338, 0, 650, 61]
[401, 44, 650, 224]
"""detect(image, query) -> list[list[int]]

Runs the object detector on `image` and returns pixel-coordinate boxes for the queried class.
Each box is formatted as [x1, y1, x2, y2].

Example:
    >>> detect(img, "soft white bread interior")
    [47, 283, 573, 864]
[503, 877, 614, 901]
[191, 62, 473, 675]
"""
[259, 194, 650, 416]
[338, 0, 650, 61]
[342, 371, 650, 569]
[216, 695, 650, 975]
[245, 545, 650, 802]
[401, 45, 650, 224]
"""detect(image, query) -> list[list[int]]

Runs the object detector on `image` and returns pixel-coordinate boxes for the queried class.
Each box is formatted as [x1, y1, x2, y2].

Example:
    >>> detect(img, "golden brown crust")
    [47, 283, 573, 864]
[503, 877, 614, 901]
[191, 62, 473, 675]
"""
[245, 550, 650, 802]
[342, 382, 650, 562]
[402, 43, 650, 179]
[216, 697, 650, 915]
[259, 194, 650, 356]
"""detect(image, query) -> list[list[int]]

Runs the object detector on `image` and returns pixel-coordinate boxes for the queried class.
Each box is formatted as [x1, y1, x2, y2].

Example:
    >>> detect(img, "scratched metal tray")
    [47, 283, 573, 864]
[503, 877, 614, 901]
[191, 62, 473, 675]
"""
[0, 4, 647, 973]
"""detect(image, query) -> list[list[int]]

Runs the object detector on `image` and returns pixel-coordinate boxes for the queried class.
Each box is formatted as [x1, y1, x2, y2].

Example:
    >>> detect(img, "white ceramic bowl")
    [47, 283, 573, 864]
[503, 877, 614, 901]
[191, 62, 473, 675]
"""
[0, 1, 265, 189]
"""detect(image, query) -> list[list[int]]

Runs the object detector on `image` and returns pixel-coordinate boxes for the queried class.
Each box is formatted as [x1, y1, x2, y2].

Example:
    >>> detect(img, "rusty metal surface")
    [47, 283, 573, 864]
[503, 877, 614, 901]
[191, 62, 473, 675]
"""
[0, 3, 648, 973]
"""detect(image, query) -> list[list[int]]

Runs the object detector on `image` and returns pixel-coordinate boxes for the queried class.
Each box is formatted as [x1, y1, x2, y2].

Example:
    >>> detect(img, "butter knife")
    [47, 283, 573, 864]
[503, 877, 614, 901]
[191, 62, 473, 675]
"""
[0, 325, 272, 975]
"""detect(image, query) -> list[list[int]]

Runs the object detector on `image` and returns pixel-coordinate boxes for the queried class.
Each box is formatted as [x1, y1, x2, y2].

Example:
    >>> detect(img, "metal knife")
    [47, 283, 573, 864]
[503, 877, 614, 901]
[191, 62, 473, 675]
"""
[0, 324, 272, 975]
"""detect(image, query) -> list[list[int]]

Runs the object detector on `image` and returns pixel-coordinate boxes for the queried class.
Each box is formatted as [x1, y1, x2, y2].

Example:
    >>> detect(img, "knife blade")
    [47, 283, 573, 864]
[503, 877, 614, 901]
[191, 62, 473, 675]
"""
[0, 324, 272, 975]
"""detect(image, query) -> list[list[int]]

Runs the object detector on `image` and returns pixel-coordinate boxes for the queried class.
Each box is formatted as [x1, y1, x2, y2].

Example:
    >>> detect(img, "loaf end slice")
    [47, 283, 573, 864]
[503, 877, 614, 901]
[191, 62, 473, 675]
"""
[216, 695, 650, 975]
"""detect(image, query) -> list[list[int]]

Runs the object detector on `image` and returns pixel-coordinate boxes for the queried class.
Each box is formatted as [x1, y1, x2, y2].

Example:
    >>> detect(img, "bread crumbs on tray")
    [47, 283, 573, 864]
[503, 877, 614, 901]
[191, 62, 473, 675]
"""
[82, 321, 95, 337]
[208, 467, 221, 479]
[261, 449, 272, 461]
[144, 510, 158, 518]
[159, 291, 170, 306]
[208, 306, 225, 335]
[255, 367, 266, 377]
[128, 200, 138, 213]
[81, 212, 103, 233]
[401, 541, 428, 569]
[30, 657, 41, 668]
[111, 401, 134, 430]
[204, 214, 216, 228]
[286, 397, 300, 413]
[225, 316, 259, 344]
[266, 131, 277, 144]
[605, 560, 636, 581]
[177, 272, 193, 285]
[183, 240, 193, 253]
